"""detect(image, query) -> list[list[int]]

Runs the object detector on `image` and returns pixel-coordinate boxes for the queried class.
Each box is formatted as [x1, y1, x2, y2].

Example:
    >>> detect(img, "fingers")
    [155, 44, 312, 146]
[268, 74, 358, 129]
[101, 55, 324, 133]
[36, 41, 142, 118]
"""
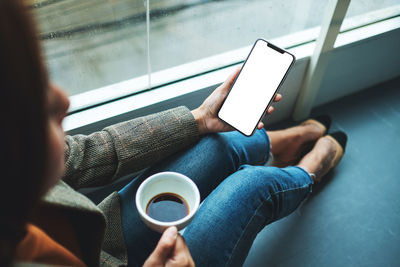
[229, 66, 241, 83]
[166, 235, 195, 267]
[264, 94, 280, 117]
[220, 66, 241, 92]
[274, 93, 282, 102]
[258, 105, 276, 130]
[143, 227, 178, 266]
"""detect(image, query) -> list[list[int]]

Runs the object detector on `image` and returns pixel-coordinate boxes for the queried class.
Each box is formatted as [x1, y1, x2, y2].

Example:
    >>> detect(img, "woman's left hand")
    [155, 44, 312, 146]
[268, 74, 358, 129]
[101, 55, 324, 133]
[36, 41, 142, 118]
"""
[192, 67, 282, 134]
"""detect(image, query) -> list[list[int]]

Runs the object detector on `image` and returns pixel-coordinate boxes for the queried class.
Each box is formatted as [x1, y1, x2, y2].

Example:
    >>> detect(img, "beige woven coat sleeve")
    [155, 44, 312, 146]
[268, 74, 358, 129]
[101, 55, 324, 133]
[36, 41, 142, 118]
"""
[62, 106, 200, 189]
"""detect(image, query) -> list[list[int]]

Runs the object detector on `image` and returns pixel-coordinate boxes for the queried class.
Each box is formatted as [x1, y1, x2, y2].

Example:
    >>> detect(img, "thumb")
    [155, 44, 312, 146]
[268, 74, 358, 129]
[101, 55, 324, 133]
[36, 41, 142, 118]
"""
[151, 227, 178, 263]
[220, 67, 241, 92]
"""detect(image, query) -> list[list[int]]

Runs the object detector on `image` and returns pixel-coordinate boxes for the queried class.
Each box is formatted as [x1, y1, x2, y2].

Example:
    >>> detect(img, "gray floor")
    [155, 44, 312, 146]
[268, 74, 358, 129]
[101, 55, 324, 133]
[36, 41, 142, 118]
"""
[243, 77, 400, 267]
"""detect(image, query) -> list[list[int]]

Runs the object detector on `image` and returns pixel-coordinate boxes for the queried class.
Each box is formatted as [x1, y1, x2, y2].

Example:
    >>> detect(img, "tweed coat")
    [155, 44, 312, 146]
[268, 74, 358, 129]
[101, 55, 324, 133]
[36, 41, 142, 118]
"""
[17, 106, 200, 267]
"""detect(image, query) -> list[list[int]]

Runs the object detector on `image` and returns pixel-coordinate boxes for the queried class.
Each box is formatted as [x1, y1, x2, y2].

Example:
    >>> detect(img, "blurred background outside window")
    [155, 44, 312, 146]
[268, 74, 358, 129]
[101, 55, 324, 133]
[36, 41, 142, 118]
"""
[31, 0, 399, 97]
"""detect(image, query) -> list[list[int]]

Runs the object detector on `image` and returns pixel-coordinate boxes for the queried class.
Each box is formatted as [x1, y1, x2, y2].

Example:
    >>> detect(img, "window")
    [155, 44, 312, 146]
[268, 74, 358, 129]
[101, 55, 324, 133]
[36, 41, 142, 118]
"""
[33, 0, 148, 96]
[33, 0, 327, 98]
[32, 0, 399, 106]
[345, 0, 398, 19]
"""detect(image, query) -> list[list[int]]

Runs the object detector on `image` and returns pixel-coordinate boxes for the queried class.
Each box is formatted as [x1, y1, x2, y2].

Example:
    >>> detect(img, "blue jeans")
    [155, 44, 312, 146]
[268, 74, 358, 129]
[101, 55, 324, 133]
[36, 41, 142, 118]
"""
[119, 129, 313, 267]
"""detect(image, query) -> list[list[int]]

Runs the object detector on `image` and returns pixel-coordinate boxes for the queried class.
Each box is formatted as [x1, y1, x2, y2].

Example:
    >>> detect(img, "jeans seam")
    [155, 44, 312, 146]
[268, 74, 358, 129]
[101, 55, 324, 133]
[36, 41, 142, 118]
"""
[255, 129, 271, 165]
[225, 183, 311, 267]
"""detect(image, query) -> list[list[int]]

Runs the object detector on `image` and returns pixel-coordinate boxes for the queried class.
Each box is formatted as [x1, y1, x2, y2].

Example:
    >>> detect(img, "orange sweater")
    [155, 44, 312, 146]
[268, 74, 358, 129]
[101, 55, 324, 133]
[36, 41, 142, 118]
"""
[15, 224, 86, 267]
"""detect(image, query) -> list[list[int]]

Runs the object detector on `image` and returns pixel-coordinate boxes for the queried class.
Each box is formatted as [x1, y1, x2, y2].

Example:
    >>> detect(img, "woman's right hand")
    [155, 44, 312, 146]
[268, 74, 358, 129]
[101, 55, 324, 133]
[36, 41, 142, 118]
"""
[143, 227, 195, 267]
[191, 67, 282, 134]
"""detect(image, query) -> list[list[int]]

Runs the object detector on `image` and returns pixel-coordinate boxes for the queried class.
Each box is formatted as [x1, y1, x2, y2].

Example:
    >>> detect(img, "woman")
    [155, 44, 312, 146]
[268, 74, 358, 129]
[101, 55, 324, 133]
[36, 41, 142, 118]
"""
[0, 0, 346, 266]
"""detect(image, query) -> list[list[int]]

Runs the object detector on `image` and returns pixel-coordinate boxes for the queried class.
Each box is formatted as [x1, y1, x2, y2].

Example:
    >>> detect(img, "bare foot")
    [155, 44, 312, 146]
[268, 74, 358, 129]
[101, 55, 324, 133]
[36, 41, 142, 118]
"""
[297, 136, 342, 183]
[268, 123, 324, 167]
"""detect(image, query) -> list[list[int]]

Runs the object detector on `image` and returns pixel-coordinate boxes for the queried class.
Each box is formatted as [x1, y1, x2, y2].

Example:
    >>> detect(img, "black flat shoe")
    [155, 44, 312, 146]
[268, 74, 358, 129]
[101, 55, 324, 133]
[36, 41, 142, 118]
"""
[329, 131, 348, 152]
[313, 115, 332, 133]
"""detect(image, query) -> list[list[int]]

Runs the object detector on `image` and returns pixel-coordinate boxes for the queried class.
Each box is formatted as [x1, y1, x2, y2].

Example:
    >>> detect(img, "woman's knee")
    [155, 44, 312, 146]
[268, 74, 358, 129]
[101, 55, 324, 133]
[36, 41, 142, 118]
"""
[235, 165, 282, 191]
[234, 165, 311, 195]
[231, 165, 312, 216]
[203, 130, 269, 167]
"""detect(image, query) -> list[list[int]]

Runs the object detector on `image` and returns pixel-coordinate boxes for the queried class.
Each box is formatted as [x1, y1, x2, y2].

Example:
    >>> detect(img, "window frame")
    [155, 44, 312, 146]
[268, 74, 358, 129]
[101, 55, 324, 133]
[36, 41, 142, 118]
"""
[64, 5, 400, 134]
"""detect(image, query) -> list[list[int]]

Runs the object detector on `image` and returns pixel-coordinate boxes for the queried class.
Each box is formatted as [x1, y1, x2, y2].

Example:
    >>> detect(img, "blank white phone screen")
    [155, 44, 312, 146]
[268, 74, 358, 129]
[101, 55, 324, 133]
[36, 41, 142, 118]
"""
[218, 40, 294, 136]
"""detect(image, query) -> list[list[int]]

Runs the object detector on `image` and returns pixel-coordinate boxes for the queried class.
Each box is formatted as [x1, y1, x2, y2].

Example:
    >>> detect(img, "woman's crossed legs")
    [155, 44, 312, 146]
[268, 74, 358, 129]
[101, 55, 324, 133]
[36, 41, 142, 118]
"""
[119, 128, 316, 266]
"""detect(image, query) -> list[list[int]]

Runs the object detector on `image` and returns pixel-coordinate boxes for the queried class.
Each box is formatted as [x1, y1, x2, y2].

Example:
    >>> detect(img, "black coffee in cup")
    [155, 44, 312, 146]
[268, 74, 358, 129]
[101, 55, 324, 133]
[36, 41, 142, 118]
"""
[146, 192, 189, 222]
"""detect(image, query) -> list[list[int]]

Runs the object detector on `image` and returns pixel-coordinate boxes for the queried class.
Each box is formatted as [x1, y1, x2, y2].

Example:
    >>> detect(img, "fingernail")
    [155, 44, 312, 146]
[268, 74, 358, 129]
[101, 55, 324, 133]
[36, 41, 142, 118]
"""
[165, 226, 178, 241]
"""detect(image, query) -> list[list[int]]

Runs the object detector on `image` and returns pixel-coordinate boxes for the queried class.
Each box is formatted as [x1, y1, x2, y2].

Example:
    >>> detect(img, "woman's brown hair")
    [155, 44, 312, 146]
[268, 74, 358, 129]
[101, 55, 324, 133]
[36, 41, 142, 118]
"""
[0, 0, 49, 265]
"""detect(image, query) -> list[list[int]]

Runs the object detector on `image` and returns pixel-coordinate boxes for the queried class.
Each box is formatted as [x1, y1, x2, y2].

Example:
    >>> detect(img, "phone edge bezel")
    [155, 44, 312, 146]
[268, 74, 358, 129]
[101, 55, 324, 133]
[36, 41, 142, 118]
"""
[217, 38, 296, 137]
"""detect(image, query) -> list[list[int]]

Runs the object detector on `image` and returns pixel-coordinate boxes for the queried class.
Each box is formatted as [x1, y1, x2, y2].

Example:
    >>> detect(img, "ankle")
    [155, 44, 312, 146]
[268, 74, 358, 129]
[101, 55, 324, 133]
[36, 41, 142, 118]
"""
[296, 165, 317, 183]
[297, 136, 338, 182]
[298, 161, 323, 182]
[269, 123, 326, 168]
[269, 130, 290, 156]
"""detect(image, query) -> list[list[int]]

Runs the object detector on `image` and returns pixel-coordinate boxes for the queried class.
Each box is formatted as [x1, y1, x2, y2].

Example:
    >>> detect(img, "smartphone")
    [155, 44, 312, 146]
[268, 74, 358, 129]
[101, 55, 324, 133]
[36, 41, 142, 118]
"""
[218, 39, 295, 136]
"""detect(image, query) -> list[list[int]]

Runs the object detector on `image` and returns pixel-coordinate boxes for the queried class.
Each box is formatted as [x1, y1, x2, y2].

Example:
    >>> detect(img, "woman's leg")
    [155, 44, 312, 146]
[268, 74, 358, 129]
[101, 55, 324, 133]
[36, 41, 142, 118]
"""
[118, 129, 270, 266]
[183, 165, 313, 267]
